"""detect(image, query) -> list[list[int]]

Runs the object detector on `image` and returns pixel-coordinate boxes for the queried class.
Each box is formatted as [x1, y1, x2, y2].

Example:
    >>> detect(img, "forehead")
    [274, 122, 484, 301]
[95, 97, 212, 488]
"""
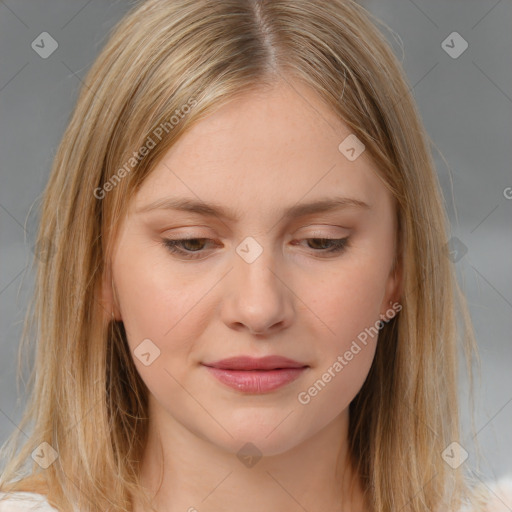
[131, 79, 391, 219]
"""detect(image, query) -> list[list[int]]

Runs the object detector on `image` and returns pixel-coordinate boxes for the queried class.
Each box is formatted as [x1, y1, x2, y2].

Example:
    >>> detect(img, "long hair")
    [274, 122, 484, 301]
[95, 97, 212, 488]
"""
[0, 1, 479, 510]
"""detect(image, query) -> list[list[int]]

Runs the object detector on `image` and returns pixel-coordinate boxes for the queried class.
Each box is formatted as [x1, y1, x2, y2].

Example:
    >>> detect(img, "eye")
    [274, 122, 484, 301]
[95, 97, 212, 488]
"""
[162, 237, 349, 259]
[162, 238, 214, 259]
[293, 237, 349, 255]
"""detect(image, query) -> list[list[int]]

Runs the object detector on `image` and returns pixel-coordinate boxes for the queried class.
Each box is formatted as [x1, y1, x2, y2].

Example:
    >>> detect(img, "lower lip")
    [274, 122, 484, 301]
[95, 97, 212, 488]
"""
[203, 366, 307, 393]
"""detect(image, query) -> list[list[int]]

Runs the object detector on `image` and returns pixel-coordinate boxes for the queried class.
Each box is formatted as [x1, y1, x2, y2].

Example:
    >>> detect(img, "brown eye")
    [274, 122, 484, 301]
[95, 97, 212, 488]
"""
[294, 238, 349, 255]
[163, 238, 214, 259]
[162, 237, 349, 260]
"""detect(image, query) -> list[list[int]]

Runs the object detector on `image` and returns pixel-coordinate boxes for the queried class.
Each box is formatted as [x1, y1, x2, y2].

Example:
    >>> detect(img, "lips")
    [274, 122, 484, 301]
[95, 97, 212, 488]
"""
[202, 356, 309, 393]
[203, 355, 308, 371]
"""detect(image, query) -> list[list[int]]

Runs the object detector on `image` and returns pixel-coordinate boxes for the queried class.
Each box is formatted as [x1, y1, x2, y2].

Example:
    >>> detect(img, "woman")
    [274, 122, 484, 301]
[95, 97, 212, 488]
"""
[0, 0, 501, 510]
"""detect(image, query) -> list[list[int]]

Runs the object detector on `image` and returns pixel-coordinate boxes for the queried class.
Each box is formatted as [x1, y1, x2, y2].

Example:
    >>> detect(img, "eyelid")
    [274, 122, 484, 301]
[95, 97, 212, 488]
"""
[162, 235, 350, 260]
[300, 227, 350, 236]
[162, 224, 350, 236]
[161, 226, 351, 246]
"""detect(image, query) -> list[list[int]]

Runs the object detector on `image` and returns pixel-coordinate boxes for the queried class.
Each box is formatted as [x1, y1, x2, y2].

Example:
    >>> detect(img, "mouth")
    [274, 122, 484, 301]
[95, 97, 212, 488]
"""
[202, 355, 309, 393]
[203, 355, 308, 371]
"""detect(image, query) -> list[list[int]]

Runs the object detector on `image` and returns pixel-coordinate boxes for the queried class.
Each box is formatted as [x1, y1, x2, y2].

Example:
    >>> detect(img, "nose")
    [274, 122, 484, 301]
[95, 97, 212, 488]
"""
[220, 245, 294, 336]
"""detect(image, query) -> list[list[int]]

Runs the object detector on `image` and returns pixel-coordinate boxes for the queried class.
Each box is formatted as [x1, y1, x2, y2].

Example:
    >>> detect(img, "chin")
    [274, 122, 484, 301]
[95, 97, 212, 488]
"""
[208, 411, 310, 457]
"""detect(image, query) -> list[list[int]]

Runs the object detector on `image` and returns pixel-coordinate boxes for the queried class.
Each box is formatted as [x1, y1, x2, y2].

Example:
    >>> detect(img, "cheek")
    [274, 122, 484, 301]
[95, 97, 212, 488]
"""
[305, 262, 387, 347]
[111, 247, 212, 364]
[297, 341, 376, 426]
[294, 264, 385, 410]
[112, 255, 215, 417]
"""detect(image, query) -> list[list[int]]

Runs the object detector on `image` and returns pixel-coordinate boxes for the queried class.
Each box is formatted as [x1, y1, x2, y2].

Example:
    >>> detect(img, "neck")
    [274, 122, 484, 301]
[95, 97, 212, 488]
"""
[132, 402, 366, 512]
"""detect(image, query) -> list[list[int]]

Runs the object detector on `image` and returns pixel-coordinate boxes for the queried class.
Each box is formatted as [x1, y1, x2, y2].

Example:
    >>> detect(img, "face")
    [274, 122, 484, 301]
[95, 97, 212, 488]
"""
[104, 79, 400, 457]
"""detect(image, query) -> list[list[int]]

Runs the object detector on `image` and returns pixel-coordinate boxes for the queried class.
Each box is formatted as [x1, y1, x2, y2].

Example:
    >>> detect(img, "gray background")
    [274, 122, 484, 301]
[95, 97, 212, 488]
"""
[1, 0, 511, 488]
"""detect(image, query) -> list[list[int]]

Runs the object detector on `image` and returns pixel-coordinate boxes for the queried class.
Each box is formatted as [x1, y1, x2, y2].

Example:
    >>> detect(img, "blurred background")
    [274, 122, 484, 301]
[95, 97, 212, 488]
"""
[1, 0, 511, 489]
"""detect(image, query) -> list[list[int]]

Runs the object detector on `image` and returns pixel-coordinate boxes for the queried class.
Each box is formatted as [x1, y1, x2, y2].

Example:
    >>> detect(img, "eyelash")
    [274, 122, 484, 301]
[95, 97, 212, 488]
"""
[162, 237, 349, 259]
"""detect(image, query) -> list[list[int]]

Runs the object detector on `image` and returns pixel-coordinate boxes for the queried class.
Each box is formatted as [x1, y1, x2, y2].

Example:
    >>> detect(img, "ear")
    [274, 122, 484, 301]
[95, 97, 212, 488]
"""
[379, 252, 403, 319]
[99, 263, 122, 322]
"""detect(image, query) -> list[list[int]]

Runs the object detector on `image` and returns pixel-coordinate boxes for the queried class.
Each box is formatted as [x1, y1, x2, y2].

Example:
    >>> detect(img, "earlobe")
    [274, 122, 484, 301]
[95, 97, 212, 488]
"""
[380, 258, 403, 319]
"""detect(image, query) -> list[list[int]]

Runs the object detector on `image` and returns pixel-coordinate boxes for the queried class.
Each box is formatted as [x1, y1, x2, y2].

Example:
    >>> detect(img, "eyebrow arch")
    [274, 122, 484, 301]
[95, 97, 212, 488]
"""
[135, 196, 371, 221]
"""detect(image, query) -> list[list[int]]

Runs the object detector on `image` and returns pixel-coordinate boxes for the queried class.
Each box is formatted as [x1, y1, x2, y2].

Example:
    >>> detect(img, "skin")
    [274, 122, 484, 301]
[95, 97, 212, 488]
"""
[102, 78, 401, 512]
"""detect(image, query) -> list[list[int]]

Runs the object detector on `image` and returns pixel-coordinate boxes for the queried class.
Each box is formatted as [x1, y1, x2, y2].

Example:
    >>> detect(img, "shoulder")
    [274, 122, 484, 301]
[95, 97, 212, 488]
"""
[459, 474, 512, 512]
[0, 474, 55, 511]
[0, 492, 59, 512]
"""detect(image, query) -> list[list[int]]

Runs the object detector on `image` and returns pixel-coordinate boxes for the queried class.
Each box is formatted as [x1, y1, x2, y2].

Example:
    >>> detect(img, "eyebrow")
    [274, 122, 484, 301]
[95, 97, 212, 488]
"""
[135, 196, 371, 221]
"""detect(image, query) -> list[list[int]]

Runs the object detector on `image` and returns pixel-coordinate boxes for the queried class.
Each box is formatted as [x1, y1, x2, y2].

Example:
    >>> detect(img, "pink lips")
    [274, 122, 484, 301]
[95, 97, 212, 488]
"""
[202, 356, 308, 393]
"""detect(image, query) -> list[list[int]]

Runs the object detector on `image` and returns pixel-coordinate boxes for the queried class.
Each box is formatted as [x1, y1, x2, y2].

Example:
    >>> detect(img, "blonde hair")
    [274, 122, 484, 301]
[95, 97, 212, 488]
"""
[0, 0, 480, 510]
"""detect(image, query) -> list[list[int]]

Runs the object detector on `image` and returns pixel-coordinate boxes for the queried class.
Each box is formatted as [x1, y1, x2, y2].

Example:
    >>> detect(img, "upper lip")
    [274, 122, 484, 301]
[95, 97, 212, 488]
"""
[203, 355, 308, 371]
